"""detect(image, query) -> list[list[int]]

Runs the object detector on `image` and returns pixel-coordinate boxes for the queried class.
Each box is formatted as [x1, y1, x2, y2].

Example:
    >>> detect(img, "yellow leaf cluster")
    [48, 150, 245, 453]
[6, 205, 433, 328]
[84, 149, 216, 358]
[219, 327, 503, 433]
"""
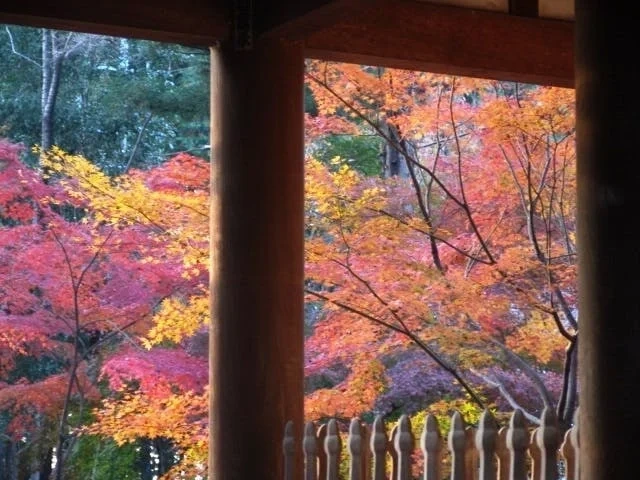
[144, 295, 209, 347]
[39, 147, 209, 272]
[86, 388, 208, 475]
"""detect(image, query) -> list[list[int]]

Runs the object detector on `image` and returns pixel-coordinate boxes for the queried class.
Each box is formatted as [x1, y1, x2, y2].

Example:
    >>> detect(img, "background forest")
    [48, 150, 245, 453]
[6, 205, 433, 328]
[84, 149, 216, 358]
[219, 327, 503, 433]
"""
[0, 25, 576, 479]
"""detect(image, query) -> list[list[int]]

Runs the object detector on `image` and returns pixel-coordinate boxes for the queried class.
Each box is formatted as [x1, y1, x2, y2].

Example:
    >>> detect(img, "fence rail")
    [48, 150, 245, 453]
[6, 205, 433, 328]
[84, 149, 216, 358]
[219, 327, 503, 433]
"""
[283, 408, 579, 480]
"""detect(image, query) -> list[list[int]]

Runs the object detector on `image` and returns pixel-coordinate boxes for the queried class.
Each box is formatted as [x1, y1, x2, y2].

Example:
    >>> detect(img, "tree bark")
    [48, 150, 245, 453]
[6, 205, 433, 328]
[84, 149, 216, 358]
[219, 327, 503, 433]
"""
[382, 122, 409, 178]
[41, 30, 64, 155]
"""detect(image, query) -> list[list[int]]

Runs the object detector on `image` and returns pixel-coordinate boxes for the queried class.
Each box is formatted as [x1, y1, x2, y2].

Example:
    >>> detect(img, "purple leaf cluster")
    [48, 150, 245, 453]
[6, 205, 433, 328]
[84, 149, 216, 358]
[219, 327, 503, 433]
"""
[476, 366, 564, 416]
[373, 350, 462, 416]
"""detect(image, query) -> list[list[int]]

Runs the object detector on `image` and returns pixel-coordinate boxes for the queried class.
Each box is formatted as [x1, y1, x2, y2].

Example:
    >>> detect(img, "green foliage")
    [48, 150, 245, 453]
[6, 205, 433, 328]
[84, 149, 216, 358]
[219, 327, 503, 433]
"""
[304, 84, 319, 116]
[0, 25, 210, 173]
[313, 134, 384, 176]
[6, 355, 66, 383]
[66, 436, 140, 480]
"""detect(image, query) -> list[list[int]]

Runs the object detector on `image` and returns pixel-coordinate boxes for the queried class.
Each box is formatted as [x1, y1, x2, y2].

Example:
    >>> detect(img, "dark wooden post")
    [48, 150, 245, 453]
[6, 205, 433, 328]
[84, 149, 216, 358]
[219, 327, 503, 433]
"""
[209, 38, 304, 479]
[576, 2, 640, 478]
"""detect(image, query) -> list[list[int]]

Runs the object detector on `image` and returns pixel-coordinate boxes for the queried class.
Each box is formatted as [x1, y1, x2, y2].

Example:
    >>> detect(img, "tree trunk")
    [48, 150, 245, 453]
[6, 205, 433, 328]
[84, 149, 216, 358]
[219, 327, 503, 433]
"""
[41, 30, 63, 155]
[0, 438, 19, 480]
[137, 440, 154, 480]
[154, 438, 175, 477]
[382, 122, 410, 178]
[38, 448, 52, 480]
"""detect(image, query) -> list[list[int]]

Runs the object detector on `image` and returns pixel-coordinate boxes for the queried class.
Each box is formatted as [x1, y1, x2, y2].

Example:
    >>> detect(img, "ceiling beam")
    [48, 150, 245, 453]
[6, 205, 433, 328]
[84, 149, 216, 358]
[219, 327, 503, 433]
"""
[509, 0, 538, 17]
[304, 0, 574, 87]
[0, 0, 228, 45]
[258, 0, 366, 39]
[0, 0, 575, 86]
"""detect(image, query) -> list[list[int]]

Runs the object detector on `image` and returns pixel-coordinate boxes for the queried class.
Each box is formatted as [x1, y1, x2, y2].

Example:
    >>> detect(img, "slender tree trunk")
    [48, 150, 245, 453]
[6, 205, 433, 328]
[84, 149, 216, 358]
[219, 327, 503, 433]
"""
[560, 338, 578, 427]
[123, 112, 153, 173]
[155, 438, 175, 477]
[0, 437, 16, 480]
[7, 441, 18, 480]
[382, 122, 409, 178]
[41, 31, 63, 155]
[0, 438, 6, 480]
[137, 440, 154, 480]
[38, 448, 53, 480]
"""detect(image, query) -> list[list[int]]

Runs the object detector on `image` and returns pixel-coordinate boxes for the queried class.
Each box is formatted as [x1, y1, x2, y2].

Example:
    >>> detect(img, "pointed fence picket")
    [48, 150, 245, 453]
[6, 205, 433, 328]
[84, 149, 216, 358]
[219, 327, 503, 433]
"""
[326, 419, 342, 480]
[506, 409, 529, 480]
[285, 408, 579, 480]
[349, 419, 363, 480]
[283, 420, 295, 480]
[421, 415, 442, 480]
[371, 416, 387, 480]
[447, 412, 465, 480]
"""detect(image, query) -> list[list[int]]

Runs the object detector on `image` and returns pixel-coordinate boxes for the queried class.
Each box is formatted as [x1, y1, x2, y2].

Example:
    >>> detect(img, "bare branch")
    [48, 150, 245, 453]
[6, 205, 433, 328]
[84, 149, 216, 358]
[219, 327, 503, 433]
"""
[5, 26, 41, 68]
[449, 77, 495, 263]
[76, 229, 115, 293]
[123, 112, 153, 173]
[306, 71, 464, 208]
[307, 68, 496, 265]
[50, 228, 78, 290]
[363, 204, 493, 265]
[403, 138, 444, 272]
[471, 369, 540, 425]
[489, 338, 554, 408]
[305, 286, 486, 409]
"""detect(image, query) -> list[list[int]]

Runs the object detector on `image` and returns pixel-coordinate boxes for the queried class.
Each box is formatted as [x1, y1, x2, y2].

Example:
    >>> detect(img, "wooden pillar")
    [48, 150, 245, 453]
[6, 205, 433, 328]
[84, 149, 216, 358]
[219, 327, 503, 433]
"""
[209, 39, 304, 479]
[576, 2, 640, 478]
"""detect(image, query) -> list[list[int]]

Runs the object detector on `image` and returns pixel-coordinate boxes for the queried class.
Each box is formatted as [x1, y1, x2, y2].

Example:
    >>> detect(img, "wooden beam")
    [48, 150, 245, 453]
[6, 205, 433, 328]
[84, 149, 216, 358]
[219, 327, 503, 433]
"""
[0, 0, 228, 45]
[304, 0, 574, 87]
[576, 1, 640, 479]
[509, 0, 538, 17]
[258, 0, 365, 39]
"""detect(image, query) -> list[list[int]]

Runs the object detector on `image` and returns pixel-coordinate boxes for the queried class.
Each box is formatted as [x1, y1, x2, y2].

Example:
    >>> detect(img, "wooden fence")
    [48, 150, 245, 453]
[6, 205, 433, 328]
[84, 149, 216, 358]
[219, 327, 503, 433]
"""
[283, 408, 579, 480]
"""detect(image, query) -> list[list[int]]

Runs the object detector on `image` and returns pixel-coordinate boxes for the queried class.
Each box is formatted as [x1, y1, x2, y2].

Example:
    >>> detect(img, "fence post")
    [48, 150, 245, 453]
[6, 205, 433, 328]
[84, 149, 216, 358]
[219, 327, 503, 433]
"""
[349, 419, 363, 480]
[421, 414, 442, 480]
[535, 408, 559, 480]
[285, 407, 580, 480]
[371, 416, 387, 480]
[304, 421, 318, 480]
[317, 424, 328, 480]
[394, 415, 414, 480]
[283, 421, 295, 480]
[476, 410, 497, 480]
[561, 408, 579, 480]
[506, 410, 529, 480]
[325, 420, 341, 480]
[448, 412, 466, 480]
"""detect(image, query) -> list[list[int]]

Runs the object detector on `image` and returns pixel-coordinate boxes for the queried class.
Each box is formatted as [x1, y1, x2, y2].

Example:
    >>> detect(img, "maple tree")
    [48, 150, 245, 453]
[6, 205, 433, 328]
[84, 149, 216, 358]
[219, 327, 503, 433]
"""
[0, 141, 209, 479]
[42, 147, 210, 479]
[304, 61, 576, 430]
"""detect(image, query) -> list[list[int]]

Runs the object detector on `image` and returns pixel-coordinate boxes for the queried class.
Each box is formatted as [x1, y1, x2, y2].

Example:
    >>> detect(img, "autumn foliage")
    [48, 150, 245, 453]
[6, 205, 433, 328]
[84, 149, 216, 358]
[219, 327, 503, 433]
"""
[0, 142, 209, 478]
[2, 59, 576, 479]
[304, 61, 576, 430]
